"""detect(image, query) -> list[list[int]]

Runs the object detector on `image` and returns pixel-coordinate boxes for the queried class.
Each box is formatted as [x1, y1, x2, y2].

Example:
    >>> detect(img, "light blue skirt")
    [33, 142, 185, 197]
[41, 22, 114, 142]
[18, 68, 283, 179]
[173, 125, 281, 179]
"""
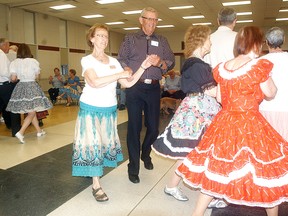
[72, 102, 123, 177]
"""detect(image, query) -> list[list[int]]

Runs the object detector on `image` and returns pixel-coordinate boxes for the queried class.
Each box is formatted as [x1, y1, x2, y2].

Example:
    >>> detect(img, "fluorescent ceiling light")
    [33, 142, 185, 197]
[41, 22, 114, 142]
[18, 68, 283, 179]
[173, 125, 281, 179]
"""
[183, 15, 205, 19]
[82, 14, 104, 18]
[192, 22, 212, 26]
[236, 20, 253, 23]
[276, 17, 288, 21]
[222, 1, 251, 6]
[122, 10, 142, 15]
[105, 21, 124, 25]
[279, 9, 288, 12]
[237, 12, 252, 15]
[169, 5, 194, 10]
[157, 25, 174, 28]
[124, 27, 140, 30]
[50, 4, 76, 10]
[95, 0, 124, 4]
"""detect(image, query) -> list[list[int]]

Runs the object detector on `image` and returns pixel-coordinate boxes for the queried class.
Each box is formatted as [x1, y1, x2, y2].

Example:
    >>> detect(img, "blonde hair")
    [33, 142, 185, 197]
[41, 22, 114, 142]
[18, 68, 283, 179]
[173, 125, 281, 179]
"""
[184, 25, 211, 58]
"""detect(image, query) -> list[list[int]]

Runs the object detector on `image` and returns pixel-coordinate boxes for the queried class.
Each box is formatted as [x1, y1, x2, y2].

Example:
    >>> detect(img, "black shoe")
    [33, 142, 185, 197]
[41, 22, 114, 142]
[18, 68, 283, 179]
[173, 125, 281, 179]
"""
[128, 174, 140, 183]
[119, 104, 125, 110]
[144, 161, 154, 170]
[39, 120, 44, 127]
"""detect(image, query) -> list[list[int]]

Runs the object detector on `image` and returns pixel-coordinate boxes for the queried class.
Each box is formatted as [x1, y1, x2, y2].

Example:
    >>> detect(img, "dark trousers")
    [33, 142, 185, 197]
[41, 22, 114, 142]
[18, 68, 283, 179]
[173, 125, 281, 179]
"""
[161, 90, 186, 100]
[0, 82, 21, 136]
[48, 88, 59, 102]
[126, 82, 160, 175]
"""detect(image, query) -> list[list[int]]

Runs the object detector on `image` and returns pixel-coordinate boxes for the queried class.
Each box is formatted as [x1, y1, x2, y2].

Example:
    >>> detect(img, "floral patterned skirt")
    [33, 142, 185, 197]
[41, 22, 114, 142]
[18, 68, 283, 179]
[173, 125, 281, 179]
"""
[72, 102, 123, 177]
[152, 94, 221, 159]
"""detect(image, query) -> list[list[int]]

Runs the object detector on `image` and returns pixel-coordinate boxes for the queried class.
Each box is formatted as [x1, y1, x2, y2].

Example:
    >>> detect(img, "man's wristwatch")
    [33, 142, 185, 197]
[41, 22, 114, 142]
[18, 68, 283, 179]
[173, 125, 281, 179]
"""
[158, 61, 163, 68]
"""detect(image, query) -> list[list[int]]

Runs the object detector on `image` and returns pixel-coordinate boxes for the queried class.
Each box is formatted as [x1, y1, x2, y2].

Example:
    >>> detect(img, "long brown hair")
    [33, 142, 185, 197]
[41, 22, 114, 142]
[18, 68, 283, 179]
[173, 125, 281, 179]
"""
[17, 43, 33, 58]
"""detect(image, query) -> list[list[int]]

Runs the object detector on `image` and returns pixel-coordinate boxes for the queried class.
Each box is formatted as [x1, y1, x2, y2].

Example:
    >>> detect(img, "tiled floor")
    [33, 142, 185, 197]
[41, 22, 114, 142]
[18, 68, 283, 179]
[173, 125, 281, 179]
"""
[0, 107, 287, 216]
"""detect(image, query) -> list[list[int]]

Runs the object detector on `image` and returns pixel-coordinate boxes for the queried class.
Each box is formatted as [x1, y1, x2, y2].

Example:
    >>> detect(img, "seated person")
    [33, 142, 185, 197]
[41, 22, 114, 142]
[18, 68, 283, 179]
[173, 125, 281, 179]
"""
[48, 67, 65, 105]
[162, 69, 185, 100]
[57, 69, 81, 106]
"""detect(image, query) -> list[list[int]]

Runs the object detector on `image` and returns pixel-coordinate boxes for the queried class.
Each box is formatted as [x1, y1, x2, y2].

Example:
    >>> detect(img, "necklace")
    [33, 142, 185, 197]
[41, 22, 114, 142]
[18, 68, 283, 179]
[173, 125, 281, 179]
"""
[93, 53, 108, 63]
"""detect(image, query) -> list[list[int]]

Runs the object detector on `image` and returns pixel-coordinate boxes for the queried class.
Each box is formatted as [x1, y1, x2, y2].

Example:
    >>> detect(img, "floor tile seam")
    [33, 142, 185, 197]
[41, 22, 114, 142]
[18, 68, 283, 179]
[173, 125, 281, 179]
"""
[126, 161, 177, 215]
[1, 168, 91, 187]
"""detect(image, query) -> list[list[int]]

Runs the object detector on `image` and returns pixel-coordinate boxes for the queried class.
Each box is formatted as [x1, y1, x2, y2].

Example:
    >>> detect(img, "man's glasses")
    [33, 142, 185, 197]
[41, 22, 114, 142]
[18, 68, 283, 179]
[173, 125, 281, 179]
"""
[141, 16, 158, 22]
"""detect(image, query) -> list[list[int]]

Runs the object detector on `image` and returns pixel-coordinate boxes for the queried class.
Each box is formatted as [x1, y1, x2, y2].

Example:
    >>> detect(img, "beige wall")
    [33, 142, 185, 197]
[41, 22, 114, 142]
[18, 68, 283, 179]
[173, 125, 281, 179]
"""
[0, 4, 228, 90]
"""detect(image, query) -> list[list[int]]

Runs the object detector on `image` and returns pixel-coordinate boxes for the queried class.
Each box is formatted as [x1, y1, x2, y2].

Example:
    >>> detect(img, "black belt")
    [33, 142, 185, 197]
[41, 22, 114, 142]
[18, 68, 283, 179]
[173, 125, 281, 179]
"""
[138, 78, 159, 84]
[0, 81, 9, 85]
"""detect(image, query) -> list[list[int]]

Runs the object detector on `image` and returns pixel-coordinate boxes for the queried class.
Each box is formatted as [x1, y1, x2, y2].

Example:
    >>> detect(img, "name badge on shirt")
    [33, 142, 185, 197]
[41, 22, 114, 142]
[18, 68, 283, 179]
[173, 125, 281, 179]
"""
[151, 40, 159, 47]
[110, 65, 116, 69]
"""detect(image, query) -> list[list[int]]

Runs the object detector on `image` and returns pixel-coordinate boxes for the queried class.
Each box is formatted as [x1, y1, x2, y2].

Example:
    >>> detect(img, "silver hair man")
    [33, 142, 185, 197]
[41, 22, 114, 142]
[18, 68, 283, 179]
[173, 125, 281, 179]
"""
[265, 27, 285, 49]
[218, 7, 237, 25]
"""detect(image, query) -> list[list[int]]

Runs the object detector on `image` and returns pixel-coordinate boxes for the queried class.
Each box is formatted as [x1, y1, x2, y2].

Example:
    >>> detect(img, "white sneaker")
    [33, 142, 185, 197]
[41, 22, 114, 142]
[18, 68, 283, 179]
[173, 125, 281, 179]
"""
[37, 130, 46, 137]
[15, 132, 25, 144]
[164, 186, 189, 201]
[0, 116, 4, 123]
[208, 199, 228, 208]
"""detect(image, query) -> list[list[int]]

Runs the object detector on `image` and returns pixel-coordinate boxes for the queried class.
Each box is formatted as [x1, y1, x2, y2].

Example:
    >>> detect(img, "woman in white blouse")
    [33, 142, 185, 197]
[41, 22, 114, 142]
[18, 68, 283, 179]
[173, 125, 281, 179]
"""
[6, 43, 52, 144]
[72, 23, 154, 202]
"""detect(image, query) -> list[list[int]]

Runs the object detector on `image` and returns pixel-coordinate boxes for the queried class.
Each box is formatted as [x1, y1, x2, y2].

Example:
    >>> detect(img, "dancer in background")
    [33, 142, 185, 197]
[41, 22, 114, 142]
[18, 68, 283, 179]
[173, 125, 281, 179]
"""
[6, 43, 52, 143]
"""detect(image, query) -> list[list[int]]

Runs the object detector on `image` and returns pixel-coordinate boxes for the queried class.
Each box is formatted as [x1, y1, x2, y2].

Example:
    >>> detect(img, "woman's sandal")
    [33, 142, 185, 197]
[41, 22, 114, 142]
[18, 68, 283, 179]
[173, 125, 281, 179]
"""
[92, 187, 109, 202]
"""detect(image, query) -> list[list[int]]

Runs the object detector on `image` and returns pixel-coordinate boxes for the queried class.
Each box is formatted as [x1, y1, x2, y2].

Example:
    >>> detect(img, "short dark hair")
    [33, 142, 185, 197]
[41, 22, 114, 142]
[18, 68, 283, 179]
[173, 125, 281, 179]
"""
[233, 26, 264, 57]
[218, 7, 237, 25]
[86, 24, 109, 48]
[54, 67, 60, 72]
[69, 69, 76, 75]
[17, 43, 33, 58]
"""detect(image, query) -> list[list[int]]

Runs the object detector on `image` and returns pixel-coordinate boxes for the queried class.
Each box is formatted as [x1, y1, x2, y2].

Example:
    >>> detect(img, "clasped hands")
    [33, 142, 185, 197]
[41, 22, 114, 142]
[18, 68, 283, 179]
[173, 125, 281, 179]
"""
[121, 54, 161, 80]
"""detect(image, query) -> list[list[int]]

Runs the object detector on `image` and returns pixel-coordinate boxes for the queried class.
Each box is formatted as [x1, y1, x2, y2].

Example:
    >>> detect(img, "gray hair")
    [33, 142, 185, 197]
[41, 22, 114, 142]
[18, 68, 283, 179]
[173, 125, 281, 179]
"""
[218, 7, 237, 25]
[265, 27, 285, 49]
[0, 38, 9, 46]
[140, 7, 158, 17]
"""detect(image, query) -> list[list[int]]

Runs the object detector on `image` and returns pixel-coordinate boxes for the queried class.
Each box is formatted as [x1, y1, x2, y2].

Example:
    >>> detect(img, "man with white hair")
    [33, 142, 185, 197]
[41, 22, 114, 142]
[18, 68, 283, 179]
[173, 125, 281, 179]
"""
[0, 38, 21, 136]
[6, 45, 18, 62]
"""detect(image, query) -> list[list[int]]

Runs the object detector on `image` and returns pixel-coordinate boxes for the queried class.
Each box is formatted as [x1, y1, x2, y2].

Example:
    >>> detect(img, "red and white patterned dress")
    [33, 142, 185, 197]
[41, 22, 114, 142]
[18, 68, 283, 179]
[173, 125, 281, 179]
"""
[176, 58, 288, 208]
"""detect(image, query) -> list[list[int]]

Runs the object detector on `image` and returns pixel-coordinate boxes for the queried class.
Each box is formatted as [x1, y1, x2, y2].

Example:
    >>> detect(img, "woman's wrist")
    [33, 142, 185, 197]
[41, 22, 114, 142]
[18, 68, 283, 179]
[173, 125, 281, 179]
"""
[140, 65, 146, 70]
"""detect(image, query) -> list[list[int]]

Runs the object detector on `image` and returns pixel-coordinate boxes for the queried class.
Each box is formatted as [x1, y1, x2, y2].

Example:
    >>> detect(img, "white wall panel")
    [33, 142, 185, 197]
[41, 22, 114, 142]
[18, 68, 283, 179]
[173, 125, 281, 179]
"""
[0, 5, 7, 38]
[67, 21, 89, 50]
[35, 13, 60, 46]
